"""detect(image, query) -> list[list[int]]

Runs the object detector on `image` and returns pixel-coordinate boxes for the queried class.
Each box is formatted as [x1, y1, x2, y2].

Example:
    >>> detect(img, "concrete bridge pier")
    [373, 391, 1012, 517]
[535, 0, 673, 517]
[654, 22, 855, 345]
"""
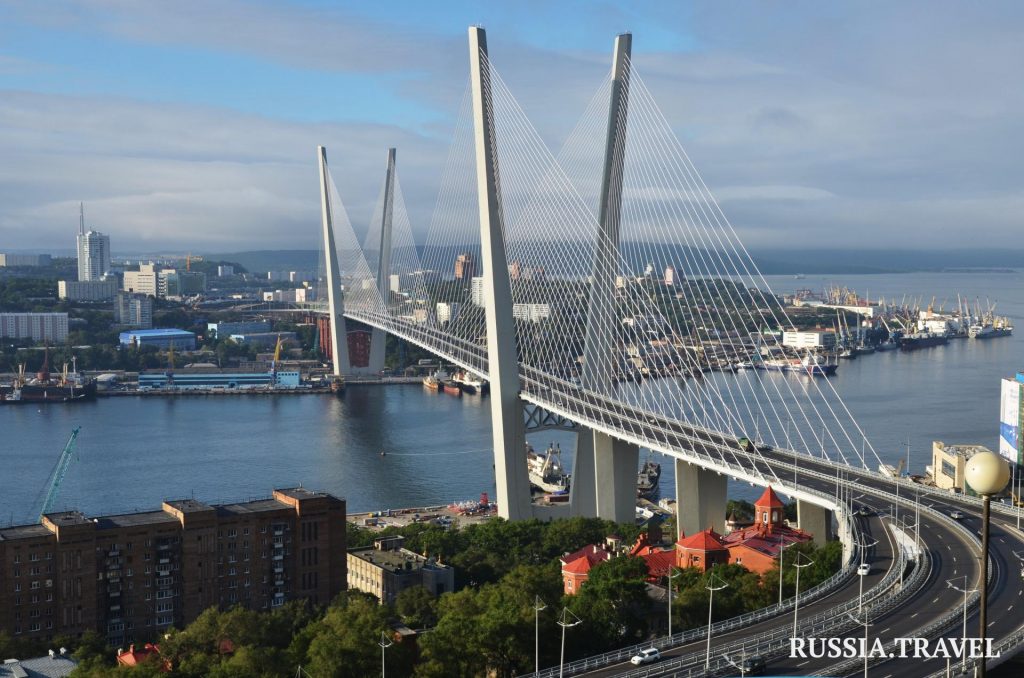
[569, 431, 598, 518]
[797, 500, 834, 546]
[675, 460, 727, 539]
[594, 432, 639, 525]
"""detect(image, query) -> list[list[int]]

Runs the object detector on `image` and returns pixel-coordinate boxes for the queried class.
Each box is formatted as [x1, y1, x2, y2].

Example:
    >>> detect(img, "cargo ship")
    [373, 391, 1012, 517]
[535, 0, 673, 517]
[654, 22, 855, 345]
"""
[899, 331, 948, 351]
[969, 319, 1013, 339]
[527, 443, 570, 493]
[1, 357, 97, 404]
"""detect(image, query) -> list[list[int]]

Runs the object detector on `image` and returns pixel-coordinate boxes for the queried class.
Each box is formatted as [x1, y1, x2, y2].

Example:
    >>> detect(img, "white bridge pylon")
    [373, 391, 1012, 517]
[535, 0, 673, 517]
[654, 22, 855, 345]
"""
[315, 26, 886, 537]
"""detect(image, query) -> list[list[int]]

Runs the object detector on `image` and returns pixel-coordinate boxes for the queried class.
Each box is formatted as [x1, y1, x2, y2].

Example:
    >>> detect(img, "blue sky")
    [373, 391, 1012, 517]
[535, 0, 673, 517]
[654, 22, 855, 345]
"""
[0, 1, 1022, 252]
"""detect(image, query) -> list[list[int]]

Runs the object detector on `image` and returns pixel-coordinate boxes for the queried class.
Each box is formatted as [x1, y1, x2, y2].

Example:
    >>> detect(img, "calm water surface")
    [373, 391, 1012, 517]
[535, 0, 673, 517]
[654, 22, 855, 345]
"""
[1, 271, 1020, 523]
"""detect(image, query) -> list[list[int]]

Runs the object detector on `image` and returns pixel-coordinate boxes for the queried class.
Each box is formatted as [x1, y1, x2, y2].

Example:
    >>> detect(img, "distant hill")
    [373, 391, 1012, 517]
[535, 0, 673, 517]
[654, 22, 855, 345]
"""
[206, 247, 1024, 276]
[205, 250, 320, 273]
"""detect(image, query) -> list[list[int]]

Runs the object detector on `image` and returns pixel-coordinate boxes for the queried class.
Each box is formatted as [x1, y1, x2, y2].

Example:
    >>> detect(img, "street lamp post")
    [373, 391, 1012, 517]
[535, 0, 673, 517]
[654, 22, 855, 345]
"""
[853, 535, 879, 614]
[792, 552, 814, 638]
[964, 450, 1010, 678]
[947, 575, 979, 673]
[557, 608, 582, 678]
[667, 568, 681, 638]
[705, 573, 729, 671]
[777, 538, 794, 606]
[846, 610, 873, 678]
[533, 596, 546, 676]
[378, 631, 393, 678]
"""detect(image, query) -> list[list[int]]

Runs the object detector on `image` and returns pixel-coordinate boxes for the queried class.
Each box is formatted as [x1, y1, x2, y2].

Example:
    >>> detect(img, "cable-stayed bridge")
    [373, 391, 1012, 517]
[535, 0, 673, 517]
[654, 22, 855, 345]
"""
[301, 27, 1024, 675]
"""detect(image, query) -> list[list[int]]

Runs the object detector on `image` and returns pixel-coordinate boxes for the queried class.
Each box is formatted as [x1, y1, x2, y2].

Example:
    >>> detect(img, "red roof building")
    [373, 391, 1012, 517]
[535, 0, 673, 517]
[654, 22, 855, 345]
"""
[560, 544, 614, 594]
[674, 528, 730, 572]
[117, 643, 169, 671]
[721, 486, 812, 574]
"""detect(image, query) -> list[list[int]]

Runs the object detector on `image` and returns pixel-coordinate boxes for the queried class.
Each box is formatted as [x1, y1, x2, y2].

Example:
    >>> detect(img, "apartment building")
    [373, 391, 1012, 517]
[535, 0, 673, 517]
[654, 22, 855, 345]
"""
[0, 488, 346, 647]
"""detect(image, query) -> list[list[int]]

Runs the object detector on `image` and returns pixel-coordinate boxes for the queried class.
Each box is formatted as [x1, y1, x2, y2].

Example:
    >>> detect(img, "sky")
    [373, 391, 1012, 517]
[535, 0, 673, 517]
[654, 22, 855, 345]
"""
[0, 1, 1022, 254]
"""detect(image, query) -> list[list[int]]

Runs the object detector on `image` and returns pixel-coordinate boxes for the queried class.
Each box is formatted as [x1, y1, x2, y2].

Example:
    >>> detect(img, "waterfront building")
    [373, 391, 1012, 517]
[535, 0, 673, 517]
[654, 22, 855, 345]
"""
[0, 313, 69, 343]
[0, 488, 346, 646]
[0, 253, 52, 267]
[347, 536, 454, 605]
[207, 321, 271, 339]
[138, 367, 300, 390]
[119, 328, 196, 350]
[782, 329, 838, 350]
[1000, 373, 1024, 465]
[58, 279, 118, 301]
[114, 293, 153, 329]
[77, 228, 111, 282]
[929, 441, 994, 492]
[217, 265, 234, 277]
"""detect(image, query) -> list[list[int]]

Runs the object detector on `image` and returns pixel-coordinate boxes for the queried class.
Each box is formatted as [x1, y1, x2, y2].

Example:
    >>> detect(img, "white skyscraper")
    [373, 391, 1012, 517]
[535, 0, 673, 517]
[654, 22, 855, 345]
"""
[76, 204, 111, 281]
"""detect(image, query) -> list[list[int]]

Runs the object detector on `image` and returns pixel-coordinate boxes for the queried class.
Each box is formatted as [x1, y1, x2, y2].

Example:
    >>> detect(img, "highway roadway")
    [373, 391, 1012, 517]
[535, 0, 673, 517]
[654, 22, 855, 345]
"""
[340, 317, 1024, 675]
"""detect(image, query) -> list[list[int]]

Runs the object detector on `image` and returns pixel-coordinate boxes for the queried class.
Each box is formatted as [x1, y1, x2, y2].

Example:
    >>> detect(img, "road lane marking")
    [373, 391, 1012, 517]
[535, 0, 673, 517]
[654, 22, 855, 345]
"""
[947, 544, 952, 550]
[932, 597, 939, 603]
[1009, 605, 1014, 611]
[796, 660, 810, 667]
[881, 627, 891, 634]
[911, 612, 919, 618]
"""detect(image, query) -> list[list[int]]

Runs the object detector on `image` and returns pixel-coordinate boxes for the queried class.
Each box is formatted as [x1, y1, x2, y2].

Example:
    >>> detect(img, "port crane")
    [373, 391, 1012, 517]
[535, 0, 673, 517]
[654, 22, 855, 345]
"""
[39, 427, 81, 520]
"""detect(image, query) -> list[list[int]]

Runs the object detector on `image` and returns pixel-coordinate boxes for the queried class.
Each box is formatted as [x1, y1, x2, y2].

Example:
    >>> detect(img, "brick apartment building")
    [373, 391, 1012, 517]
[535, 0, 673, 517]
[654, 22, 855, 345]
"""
[0, 488, 346, 647]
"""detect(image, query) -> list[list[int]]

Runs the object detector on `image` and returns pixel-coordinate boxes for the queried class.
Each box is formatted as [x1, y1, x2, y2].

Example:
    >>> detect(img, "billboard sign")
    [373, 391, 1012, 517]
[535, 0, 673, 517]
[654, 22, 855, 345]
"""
[999, 378, 1022, 464]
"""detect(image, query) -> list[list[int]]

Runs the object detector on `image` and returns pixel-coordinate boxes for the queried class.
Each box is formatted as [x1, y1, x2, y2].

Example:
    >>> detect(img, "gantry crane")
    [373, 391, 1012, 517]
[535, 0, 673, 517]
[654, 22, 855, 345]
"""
[39, 427, 81, 519]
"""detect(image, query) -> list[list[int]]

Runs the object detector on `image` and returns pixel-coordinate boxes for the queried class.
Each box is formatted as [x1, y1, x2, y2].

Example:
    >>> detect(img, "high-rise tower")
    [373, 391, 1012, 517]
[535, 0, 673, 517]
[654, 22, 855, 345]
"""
[76, 204, 111, 281]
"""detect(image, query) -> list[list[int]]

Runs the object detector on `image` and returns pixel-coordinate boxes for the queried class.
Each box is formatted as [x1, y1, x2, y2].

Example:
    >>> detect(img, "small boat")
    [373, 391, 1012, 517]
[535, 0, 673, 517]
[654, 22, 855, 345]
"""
[423, 367, 450, 392]
[637, 459, 661, 499]
[443, 380, 463, 397]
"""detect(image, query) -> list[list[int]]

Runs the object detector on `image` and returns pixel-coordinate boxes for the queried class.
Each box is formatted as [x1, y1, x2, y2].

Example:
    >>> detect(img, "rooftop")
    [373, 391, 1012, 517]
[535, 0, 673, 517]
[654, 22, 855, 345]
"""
[119, 328, 195, 337]
[0, 655, 78, 678]
[163, 499, 214, 514]
[96, 511, 178, 529]
[349, 546, 443, 573]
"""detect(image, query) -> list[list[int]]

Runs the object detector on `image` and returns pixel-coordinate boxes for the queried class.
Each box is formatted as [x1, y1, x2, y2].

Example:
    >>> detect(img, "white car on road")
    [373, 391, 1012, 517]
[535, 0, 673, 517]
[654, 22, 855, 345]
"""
[630, 648, 661, 665]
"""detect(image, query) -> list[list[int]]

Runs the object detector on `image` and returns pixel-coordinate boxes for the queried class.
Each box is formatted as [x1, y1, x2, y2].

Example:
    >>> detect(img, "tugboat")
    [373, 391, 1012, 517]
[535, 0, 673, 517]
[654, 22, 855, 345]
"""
[422, 367, 449, 392]
[443, 379, 463, 397]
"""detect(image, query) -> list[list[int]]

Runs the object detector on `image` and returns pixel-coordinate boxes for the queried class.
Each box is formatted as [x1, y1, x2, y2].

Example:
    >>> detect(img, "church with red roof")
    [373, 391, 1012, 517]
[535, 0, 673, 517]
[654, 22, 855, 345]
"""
[675, 486, 813, 575]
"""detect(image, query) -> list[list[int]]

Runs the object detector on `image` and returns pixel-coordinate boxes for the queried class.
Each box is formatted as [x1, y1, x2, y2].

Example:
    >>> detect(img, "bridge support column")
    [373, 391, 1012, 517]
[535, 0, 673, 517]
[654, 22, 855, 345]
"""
[367, 148, 396, 377]
[594, 432, 638, 525]
[570, 431, 598, 518]
[317, 146, 351, 378]
[797, 500, 834, 546]
[676, 460, 727, 539]
[468, 27, 531, 521]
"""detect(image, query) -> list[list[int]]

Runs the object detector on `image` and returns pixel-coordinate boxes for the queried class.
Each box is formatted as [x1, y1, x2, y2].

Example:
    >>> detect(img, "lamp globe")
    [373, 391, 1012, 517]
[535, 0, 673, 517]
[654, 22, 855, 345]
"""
[965, 451, 1010, 496]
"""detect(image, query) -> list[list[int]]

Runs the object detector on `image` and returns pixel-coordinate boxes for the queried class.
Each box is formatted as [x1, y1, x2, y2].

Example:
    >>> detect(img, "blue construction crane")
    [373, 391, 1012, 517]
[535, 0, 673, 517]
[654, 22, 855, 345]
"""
[39, 427, 81, 520]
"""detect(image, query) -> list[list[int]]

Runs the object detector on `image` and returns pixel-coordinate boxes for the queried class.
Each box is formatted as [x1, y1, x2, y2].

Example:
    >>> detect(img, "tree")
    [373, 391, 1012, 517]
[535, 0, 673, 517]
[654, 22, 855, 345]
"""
[565, 555, 652, 658]
[301, 591, 414, 678]
[396, 585, 437, 629]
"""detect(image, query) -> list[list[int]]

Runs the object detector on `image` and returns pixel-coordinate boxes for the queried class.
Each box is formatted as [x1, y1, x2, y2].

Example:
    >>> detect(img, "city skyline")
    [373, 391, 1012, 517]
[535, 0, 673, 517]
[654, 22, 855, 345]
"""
[1, 2, 1022, 252]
